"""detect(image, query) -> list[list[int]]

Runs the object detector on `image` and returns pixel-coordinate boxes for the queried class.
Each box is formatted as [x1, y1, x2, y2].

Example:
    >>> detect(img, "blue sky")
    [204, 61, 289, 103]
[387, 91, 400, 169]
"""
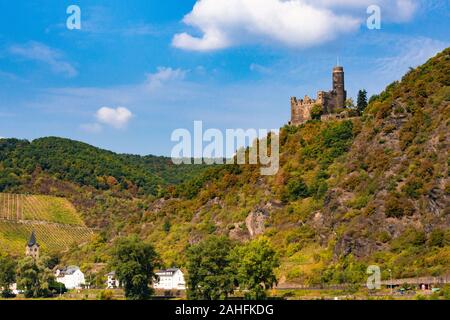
[0, 0, 448, 156]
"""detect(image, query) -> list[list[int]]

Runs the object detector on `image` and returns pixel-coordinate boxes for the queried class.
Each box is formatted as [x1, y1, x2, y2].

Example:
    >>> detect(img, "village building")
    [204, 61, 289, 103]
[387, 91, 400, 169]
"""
[25, 231, 40, 259]
[154, 268, 186, 290]
[55, 266, 85, 290]
[106, 271, 121, 289]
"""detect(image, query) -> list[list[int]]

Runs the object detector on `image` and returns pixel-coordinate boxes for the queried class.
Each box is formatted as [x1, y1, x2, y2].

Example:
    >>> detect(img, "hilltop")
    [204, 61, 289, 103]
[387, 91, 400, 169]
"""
[0, 137, 208, 196]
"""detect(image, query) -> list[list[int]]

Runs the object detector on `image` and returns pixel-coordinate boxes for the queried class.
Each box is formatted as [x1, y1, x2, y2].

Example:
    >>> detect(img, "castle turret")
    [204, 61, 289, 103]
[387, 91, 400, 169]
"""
[332, 66, 346, 110]
[25, 231, 40, 260]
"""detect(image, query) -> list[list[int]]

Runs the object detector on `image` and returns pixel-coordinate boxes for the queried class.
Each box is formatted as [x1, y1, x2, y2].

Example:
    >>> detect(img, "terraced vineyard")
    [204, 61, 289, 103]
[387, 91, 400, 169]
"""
[0, 193, 83, 225]
[0, 193, 93, 256]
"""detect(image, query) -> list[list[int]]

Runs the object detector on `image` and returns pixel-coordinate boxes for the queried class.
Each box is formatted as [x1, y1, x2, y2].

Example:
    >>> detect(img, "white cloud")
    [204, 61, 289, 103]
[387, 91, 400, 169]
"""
[80, 123, 103, 133]
[9, 42, 77, 77]
[172, 0, 421, 51]
[173, 0, 361, 51]
[375, 36, 447, 78]
[95, 107, 133, 129]
[145, 67, 187, 90]
[250, 63, 272, 74]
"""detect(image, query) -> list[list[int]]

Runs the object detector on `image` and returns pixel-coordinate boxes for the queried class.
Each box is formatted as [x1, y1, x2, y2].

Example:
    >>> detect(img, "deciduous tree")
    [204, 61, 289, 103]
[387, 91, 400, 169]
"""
[186, 236, 236, 300]
[110, 235, 160, 300]
[231, 238, 279, 299]
[0, 254, 17, 298]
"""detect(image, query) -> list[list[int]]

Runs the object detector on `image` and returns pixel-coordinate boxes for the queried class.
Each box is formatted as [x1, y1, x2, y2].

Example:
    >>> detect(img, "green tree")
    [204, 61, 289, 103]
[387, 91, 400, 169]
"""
[0, 254, 17, 298]
[17, 256, 55, 298]
[357, 89, 368, 114]
[231, 238, 279, 299]
[110, 235, 160, 300]
[285, 178, 310, 201]
[310, 104, 323, 120]
[345, 98, 355, 109]
[186, 236, 236, 300]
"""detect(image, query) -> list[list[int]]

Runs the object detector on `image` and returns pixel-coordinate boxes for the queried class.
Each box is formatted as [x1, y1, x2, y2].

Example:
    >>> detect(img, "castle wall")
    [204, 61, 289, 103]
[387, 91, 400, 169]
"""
[290, 97, 316, 125]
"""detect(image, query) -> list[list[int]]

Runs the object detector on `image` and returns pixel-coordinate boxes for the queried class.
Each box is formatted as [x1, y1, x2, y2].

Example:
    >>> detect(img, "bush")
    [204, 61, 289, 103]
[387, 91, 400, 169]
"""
[285, 179, 310, 201]
[428, 230, 445, 248]
[384, 194, 414, 218]
[311, 104, 323, 120]
[98, 290, 114, 300]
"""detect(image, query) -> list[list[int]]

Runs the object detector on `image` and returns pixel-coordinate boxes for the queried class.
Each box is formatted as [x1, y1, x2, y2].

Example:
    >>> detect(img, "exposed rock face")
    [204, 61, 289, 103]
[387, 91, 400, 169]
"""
[228, 200, 283, 240]
[245, 208, 268, 238]
[334, 233, 388, 259]
[149, 198, 167, 213]
[229, 223, 248, 241]
[334, 235, 370, 258]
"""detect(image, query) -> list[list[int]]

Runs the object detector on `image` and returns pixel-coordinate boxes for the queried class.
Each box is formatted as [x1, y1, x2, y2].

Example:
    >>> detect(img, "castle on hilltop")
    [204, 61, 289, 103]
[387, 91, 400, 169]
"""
[289, 66, 347, 125]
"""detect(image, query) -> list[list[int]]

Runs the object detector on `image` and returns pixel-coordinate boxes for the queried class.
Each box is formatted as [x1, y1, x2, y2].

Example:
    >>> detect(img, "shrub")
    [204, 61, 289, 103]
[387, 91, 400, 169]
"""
[402, 178, 423, 199]
[428, 230, 445, 248]
[98, 290, 114, 300]
[311, 104, 323, 120]
[384, 194, 414, 218]
[285, 179, 310, 201]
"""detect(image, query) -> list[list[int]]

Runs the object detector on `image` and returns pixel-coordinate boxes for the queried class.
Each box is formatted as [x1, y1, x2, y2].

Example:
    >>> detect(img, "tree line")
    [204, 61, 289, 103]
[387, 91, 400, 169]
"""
[1, 235, 279, 300]
[110, 235, 279, 300]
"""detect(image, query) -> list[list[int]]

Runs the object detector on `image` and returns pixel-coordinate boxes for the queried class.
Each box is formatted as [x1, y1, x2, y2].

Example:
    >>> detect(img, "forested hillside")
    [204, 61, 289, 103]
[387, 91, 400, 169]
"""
[1, 48, 448, 286]
[0, 137, 208, 196]
[81, 47, 446, 284]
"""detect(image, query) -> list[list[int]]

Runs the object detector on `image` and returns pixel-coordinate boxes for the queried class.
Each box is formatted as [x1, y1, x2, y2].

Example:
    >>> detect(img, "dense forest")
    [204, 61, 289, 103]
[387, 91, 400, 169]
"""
[0, 137, 209, 196]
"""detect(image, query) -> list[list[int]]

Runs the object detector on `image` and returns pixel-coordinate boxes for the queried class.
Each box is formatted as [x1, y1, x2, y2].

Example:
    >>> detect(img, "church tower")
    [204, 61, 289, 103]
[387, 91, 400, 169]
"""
[332, 66, 346, 110]
[25, 231, 40, 260]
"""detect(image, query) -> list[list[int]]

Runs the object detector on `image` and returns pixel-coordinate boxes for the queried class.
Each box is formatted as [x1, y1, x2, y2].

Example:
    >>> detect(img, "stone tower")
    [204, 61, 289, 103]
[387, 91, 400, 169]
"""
[25, 231, 40, 260]
[332, 66, 346, 111]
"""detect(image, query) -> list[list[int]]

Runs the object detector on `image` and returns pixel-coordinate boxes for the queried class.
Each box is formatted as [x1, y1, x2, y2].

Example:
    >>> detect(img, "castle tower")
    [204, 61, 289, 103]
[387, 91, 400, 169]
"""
[25, 231, 40, 260]
[332, 66, 346, 110]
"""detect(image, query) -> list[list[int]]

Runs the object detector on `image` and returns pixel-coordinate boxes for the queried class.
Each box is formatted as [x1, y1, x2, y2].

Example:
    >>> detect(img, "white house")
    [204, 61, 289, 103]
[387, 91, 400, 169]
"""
[10, 283, 20, 295]
[154, 268, 186, 290]
[106, 271, 121, 289]
[55, 266, 85, 290]
[0, 283, 21, 295]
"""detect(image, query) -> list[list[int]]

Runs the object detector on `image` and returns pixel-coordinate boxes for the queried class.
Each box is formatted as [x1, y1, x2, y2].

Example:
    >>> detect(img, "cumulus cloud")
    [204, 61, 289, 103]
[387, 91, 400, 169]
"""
[9, 41, 77, 77]
[145, 67, 187, 89]
[172, 0, 420, 51]
[95, 107, 133, 129]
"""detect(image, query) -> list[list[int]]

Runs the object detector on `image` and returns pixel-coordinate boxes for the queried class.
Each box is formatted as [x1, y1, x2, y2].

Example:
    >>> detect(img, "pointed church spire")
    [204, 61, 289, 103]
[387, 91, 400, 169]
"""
[27, 230, 37, 247]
